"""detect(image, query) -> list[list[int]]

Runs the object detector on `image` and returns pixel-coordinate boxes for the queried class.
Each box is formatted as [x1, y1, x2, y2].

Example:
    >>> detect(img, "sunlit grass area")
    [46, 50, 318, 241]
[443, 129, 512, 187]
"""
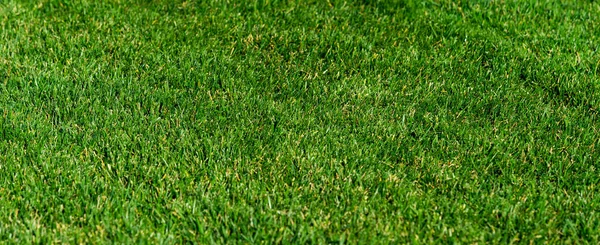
[1, 0, 600, 243]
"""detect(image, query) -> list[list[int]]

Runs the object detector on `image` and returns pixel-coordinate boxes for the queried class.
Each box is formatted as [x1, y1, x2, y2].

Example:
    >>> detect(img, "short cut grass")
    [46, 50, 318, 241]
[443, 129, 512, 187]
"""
[1, 0, 600, 243]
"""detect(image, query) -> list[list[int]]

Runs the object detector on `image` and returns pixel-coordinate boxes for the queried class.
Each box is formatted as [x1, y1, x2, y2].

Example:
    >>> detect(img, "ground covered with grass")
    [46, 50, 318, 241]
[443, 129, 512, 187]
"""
[1, 0, 600, 243]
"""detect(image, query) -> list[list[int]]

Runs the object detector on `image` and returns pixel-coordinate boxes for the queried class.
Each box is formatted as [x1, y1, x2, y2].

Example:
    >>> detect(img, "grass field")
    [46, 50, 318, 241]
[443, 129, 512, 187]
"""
[1, 0, 600, 243]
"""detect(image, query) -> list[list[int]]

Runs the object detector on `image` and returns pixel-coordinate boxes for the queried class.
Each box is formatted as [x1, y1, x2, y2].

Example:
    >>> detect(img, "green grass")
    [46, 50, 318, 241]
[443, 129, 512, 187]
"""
[1, 0, 600, 243]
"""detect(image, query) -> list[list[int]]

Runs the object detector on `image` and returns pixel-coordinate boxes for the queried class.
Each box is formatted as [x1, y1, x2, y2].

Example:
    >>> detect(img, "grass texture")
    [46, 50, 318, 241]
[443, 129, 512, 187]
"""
[1, 0, 600, 243]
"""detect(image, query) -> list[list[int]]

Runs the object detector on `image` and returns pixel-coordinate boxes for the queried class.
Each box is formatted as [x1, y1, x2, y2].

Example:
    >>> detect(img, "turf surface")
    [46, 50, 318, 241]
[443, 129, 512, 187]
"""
[1, 0, 600, 243]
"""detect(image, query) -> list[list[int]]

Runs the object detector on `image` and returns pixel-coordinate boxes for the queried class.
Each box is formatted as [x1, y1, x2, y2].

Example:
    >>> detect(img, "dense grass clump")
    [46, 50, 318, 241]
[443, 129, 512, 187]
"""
[1, 0, 600, 243]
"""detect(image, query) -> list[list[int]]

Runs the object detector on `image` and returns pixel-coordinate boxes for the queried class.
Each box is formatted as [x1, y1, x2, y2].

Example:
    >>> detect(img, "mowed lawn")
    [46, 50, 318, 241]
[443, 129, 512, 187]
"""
[1, 0, 600, 243]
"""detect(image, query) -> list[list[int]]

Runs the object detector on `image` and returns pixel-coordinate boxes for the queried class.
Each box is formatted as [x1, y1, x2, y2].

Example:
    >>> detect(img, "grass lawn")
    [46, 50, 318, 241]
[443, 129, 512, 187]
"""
[1, 0, 600, 243]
